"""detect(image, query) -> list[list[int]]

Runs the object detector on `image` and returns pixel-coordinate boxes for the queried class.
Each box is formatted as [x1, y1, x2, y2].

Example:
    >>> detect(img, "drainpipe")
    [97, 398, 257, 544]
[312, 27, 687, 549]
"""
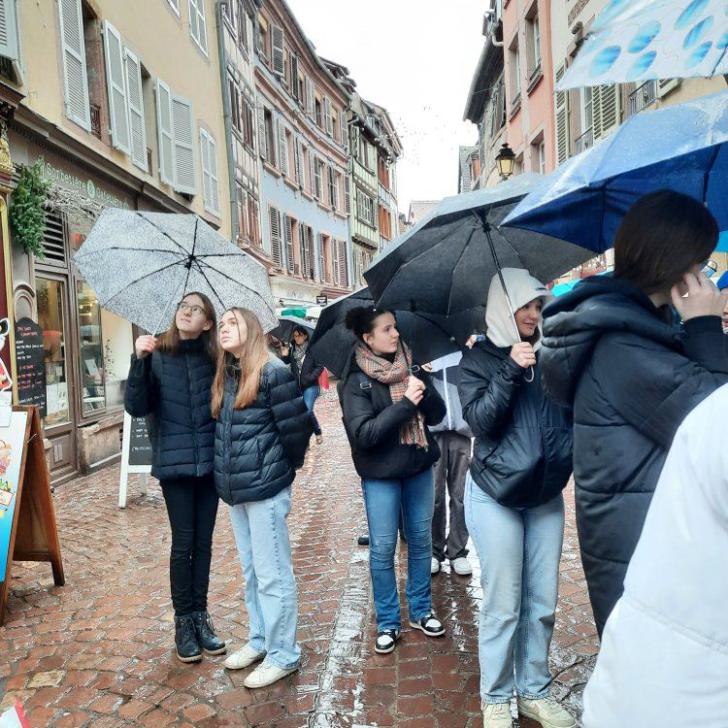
[216, 0, 239, 241]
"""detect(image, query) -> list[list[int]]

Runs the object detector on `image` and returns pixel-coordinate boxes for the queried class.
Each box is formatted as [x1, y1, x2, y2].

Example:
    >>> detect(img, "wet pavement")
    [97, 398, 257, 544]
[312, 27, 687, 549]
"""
[0, 390, 598, 727]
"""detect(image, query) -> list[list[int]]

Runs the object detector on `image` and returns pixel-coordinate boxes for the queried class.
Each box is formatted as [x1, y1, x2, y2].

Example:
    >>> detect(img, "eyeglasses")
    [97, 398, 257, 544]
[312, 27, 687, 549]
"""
[178, 302, 205, 316]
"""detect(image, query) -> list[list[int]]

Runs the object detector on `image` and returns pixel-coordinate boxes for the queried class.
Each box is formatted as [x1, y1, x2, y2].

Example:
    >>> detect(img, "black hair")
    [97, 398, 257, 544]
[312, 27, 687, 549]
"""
[291, 326, 309, 340]
[614, 190, 718, 294]
[345, 306, 394, 341]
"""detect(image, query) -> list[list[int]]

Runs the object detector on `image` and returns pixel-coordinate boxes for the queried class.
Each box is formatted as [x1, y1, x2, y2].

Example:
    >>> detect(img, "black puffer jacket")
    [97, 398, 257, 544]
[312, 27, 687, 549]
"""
[124, 338, 215, 481]
[284, 344, 323, 391]
[214, 358, 312, 505]
[459, 338, 573, 509]
[341, 359, 446, 480]
[541, 275, 728, 635]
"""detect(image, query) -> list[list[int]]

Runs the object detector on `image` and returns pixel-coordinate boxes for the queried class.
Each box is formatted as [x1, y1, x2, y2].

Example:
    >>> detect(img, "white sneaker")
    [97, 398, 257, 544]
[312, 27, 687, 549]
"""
[243, 660, 298, 689]
[517, 696, 576, 728]
[223, 644, 266, 670]
[450, 556, 472, 576]
[482, 701, 513, 727]
[431, 557, 441, 575]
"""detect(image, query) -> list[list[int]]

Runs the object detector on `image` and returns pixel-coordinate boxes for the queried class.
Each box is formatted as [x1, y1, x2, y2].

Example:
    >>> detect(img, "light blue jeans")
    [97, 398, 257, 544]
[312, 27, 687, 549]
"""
[464, 473, 564, 703]
[362, 468, 435, 632]
[302, 385, 321, 436]
[228, 487, 301, 669]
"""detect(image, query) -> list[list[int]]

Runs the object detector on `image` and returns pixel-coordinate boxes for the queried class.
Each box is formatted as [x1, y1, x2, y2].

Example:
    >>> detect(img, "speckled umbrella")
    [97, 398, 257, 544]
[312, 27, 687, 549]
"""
[73, 208, 277, 334]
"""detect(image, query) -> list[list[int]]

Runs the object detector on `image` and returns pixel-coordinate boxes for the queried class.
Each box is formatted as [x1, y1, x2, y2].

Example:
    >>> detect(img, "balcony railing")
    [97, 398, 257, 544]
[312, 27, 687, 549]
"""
[574, 127, 593, 155]
[628, 80, 657, 118]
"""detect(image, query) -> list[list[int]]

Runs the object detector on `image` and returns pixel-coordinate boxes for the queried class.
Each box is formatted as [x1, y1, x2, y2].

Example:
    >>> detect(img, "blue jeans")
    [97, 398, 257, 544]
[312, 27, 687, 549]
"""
[464, 473, 564, 703]
[362, 468, 435, 632]
[228, 487, 301, 669]
[302, 385, 321, 436]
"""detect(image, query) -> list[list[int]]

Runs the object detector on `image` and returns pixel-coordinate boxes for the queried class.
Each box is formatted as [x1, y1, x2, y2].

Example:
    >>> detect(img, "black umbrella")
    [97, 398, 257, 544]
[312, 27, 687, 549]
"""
[269, 315, 315, 343]
[308, 288, 465, 378]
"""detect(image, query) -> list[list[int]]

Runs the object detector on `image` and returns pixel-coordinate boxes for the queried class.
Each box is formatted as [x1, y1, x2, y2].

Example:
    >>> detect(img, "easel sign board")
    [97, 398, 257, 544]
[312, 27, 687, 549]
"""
[0, 406, 65, 626]
[118, 412, 152, 509]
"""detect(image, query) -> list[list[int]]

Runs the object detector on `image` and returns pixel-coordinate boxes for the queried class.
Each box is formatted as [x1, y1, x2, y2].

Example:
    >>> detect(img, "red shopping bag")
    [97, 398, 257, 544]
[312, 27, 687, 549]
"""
[318, 368, 330, 391]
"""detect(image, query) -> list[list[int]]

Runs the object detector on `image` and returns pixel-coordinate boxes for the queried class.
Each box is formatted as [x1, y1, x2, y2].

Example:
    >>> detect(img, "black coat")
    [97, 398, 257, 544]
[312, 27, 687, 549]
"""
[284, 345, 323, 391]
[458, 338, 573, 509]
[341, 359, 446, 480]
[124, 338, 215, 481]
[213, 359, 312, 505]
[541, 275, 728, 635]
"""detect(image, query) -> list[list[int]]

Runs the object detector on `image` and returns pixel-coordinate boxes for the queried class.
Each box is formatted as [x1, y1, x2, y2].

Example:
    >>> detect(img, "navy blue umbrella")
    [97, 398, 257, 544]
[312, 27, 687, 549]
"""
[503, 91, 728, 253]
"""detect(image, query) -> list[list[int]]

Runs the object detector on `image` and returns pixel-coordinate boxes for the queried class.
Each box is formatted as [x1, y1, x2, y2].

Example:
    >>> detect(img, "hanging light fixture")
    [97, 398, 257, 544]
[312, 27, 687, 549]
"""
[496, 142, 516, 180]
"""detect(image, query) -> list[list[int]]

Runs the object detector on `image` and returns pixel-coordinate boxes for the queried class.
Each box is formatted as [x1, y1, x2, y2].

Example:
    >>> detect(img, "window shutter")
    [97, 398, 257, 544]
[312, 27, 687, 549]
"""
[271, 24, 284, 76]
[58, 0, 91, 130]
[283, 215, 294, 273]
[156, 78, 174, 184]
[256, 101, 267, 160]
[200, 129, 219, 214]
[294, 137, 302, 186]
[103, 21, 131, 154]
[351, 127, 360, 159]
[269, 207, 282, 266]
[172, 94, 196, 194]
[200, 130, 211, 207]
[124, 49, 147, 171]
[290, 54, 299, 100]
[306, 227, 314, 279]
[305, 77, 314, 117]
[338, 240, 348, 287]
[598, 84, 620, 138]
[554, 65, 569, 165]
[340, 114, 348, 151]
[657, 78, 680, 98]
[0, 0, 19, 61]
[332, 239, 340, 285]
[317, 234, 325, 282]
[324, 97, 333, 136]
[344, 176, 350, 214]
[277, 120, 288, 176]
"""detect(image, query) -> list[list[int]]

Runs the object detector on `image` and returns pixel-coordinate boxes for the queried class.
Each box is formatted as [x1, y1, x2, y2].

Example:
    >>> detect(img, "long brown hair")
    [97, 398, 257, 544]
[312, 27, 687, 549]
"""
[211, 307, 271, 418]
[157, 291, 217, 359]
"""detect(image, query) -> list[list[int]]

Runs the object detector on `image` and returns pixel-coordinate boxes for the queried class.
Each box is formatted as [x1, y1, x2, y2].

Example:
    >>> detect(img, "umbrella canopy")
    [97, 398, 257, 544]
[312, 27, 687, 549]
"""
[308, 288, 463, 378]
[269, 315, 315, 343]
[73, 209, 277, 334]
[503, 91, 728, 253]
[717, 230, 728, 252]
[558, 0, 728, 90]
[363, 174, 593, 318]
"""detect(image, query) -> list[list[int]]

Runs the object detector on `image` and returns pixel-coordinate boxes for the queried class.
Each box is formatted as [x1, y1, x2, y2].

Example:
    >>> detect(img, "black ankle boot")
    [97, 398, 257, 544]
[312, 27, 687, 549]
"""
[175, 615, 203, 663]
[191, 611, 226, 655]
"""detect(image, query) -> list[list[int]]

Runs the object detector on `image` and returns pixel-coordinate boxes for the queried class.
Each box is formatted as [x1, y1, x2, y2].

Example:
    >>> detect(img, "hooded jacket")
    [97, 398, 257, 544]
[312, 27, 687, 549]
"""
[582, 385, 728, 727]
[459, 269, 573, 508]
[541, 274, 728, 635]
[213, 356, 312, 505]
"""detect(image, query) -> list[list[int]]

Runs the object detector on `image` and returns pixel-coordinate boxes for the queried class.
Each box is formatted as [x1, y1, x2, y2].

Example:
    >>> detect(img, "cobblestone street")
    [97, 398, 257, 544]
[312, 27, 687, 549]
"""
[0, 391, 598, 727]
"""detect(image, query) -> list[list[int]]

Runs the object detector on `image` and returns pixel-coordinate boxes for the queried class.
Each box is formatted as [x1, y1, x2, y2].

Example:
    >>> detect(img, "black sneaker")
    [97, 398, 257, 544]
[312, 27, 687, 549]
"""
[374, 629, 401, 654]
[357, 535, 370, 546]
[175, 615, 203, 663]
[409, 614, 445, 637]
[191, 611, 227, 655]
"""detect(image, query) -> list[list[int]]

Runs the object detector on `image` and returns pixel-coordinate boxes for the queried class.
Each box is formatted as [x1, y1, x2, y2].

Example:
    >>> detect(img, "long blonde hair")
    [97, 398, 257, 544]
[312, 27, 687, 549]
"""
[211, 308, 270, 418]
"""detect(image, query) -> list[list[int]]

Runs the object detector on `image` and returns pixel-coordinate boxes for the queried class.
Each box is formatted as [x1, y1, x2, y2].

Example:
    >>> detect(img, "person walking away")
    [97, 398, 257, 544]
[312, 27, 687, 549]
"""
[281, 327, 324, 444]
[213, 308, 312, 688]
[459, 268, 576, 728]
[341, 307, 447, 655]
[427, 351, 473, 577]
[540, 190, 728, 636]
[582, 384, 728, 727]
[124, 292, 225, 664]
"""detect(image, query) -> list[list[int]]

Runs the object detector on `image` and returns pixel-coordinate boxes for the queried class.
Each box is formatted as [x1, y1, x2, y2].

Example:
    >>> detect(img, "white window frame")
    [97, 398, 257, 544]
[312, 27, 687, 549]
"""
[171, 93, 197, 194]
[166, 0, 180, 15]
[188, 0, 208, 55]
[156, 78, 175, 184]
[102, 21, 131, 155]
[58, 0, 91, 131]
[0, 0, 20, 61]
[200, 128, 220, 215]
[581, 86, 593, 134]
[124, 48, 148, 172]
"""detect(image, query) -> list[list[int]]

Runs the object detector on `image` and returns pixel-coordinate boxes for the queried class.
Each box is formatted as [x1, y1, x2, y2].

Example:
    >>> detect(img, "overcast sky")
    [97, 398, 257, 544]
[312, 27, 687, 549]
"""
[286, 0, 484, 214]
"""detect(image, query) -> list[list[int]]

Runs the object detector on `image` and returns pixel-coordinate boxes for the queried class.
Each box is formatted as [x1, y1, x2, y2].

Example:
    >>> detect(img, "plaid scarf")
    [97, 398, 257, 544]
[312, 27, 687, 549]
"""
[355, 341, 428, 450]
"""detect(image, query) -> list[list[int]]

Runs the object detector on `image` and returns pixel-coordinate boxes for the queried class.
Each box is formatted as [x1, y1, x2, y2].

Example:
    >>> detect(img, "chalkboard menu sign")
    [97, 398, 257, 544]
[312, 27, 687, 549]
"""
[14, 318, 47, 417]
[128, 416, 153, 466]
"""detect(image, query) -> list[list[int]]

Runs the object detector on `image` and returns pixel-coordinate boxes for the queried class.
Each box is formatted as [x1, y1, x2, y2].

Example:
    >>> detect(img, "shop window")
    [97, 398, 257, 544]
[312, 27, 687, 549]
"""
[76, 279, 105, 415]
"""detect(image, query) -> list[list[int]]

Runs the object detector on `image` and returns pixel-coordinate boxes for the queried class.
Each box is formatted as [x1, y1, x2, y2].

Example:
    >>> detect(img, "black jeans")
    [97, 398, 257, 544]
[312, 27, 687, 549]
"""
[160, 474, 219, 617]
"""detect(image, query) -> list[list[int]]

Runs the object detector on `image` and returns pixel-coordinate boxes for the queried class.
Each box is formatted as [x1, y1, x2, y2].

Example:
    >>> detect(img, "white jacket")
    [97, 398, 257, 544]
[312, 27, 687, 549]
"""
[583, 383, 728, 727]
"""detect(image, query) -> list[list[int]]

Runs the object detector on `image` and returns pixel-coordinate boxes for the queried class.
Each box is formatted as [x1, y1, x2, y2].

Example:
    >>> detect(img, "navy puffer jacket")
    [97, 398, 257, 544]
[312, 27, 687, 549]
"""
[124, 337, 215, 481]
[214, 357, 312, 505]
[541, 275, 728, 635]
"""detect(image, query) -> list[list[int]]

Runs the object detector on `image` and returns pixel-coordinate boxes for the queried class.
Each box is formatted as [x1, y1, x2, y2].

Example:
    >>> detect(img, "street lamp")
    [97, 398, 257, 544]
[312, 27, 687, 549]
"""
[496, 142, 516, 180]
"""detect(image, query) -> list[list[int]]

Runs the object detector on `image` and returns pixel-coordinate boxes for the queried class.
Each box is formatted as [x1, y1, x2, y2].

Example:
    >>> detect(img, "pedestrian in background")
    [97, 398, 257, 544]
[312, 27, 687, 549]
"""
[124, 292, 226, 664]
[540, 190, 728, 636]
[426, 351, 473, 577]
[212, 308, 312, 688]
[459, 269, 576, 728]
[718, 271, 728, 333]
[341, 306, 446, 655]
[582, 384, 728, 728]
[281, 326, 324, 444]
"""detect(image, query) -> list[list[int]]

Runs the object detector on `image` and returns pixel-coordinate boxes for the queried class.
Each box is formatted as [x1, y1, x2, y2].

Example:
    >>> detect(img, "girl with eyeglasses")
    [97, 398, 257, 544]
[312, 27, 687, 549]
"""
[340, 306, 447, 655]
[124, 292, 226, 664]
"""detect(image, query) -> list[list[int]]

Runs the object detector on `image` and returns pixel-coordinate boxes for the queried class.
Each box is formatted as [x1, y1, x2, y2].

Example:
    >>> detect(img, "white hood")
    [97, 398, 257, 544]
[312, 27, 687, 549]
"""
[485, 268, 550, 350]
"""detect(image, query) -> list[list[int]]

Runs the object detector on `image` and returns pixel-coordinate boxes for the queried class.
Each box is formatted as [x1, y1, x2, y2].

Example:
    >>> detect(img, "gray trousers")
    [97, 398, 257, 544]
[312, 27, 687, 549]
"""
[432, 431, 471, 562]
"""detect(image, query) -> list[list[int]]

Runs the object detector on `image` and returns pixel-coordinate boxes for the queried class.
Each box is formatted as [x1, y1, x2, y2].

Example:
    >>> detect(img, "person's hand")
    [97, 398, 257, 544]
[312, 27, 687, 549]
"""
[510, 342, 536, 369]
[671, 271, 727, 321]
[135, 335, 157, 359]
[404, 375, 425, 405]
[280, 344, 290, 357]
